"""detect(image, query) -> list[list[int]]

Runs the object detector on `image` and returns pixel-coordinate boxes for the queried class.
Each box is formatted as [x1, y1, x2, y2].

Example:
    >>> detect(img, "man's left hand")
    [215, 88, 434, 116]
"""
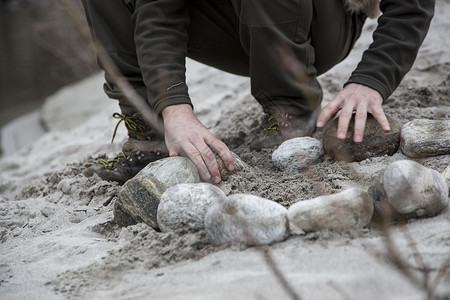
[316, 83, 390, 142]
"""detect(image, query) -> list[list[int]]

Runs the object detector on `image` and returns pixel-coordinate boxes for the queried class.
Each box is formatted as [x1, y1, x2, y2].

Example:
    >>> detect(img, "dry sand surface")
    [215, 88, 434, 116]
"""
[1, 2, 450, 299]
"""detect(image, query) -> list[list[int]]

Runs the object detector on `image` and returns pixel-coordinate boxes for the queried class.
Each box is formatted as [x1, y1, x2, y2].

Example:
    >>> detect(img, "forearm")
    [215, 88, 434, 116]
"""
[132, 0, 192, 115]
[346, 0, 435, 101]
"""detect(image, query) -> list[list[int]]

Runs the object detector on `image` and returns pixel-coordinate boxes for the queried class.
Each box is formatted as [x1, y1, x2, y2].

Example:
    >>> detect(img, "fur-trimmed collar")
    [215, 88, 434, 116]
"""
[344, 0, 381, 18]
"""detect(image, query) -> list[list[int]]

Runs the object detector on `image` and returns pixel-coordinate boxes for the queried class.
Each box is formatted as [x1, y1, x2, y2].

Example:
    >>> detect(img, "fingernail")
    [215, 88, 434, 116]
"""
[214, 176, 221, 183]
[385, 125, 391, 131]
[337, 131, 346, 139]
[228, 164, 235, 171]
[354, 134, 362, 142]
[317, 121, 324, 127]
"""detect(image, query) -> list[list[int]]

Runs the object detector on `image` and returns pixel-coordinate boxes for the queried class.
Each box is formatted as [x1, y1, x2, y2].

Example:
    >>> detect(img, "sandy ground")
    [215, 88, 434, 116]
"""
[1, 2, 450, 299]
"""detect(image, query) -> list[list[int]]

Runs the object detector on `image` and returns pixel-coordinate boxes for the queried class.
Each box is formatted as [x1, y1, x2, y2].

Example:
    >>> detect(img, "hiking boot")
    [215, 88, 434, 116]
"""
[84, 113, 168, 184]
[250, 110, 318, 151]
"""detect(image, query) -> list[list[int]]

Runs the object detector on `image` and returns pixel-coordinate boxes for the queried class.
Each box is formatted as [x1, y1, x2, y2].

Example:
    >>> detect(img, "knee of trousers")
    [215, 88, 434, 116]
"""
[233, 0, 312, 28]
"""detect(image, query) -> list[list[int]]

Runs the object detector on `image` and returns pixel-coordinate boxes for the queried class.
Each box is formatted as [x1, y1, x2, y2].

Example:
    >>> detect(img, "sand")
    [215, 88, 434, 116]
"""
[1, 2, 449, 299]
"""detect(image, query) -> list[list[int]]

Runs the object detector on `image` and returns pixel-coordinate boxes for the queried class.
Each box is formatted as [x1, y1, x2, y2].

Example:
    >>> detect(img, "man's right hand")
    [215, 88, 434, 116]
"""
[161, 104, 234, 183]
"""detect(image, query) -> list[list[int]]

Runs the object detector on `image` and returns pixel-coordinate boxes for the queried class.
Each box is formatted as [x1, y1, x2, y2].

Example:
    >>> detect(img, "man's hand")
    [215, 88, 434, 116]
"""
[316, 83, 390, 142]
[162, 104, 234, 183]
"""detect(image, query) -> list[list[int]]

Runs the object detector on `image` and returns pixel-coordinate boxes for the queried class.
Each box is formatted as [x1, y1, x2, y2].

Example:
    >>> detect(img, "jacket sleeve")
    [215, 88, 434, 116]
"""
[132, 0, 192, 115]
[345, 0, 435, 101]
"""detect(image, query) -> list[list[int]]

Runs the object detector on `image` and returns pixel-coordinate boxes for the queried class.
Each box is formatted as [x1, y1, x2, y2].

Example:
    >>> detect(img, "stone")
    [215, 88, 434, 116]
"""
[157, 183, 227, 232]
[272, 137, 323, 171]
[117, 174, 166, 229]
[368, 160, 448, 220]
[323, 114, 401, 162]
[400, 119, 450, 158]
[215, 151, 247, 181]
[443, 164, 450, 195]
[115, 156, 201, 228]
[137, 156, 200, 186]
[205, 194, 289, 246]
[287, 188, 374, 234]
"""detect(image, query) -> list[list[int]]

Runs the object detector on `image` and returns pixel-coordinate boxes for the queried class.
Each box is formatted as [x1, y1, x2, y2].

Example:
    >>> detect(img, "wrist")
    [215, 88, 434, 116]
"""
[162, 104, 193, 122]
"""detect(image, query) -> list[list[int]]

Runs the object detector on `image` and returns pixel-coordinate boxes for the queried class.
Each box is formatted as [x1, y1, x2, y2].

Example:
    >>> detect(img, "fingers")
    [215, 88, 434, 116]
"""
[316, 100, 341, 129]
[353, 107, 368, 143]
[205, 136, 235, 172]
[371, 106, 391, 132]
[318, 83, 387, 142]
[185, 142, 218, 183]
[166, 130, 230, 183]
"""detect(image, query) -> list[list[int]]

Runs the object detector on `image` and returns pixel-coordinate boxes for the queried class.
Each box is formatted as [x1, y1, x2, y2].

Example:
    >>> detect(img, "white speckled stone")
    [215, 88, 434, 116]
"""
[368, 160, 448, 219]
[157, 183, 227, 232]
[205, 194, 289, 246]
[287, 188, 373, 234]
[272, 137, 323, 171]
[401, 119, 450, 158]
[443, 164, 450, 195]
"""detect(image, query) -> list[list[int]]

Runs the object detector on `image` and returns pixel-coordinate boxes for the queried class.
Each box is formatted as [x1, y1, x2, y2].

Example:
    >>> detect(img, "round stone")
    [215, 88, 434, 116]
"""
[400, 119, 450, 158]
[287, 188, 374, 234]
[157, 183, 227, 232]
[368, 160, 448, 220]
[323, 114, 402, 162]
[137, 156, 200, 186]
[205, 194, 289, 246]
[272, 137, 323, 171]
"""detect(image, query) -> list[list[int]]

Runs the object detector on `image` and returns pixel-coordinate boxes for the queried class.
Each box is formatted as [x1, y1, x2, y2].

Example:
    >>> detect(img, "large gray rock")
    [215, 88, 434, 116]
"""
[157, 183, 227, 232]
[323, 114, 401, 162]
[287, 188, 374, 234]
[205, 194, 289, 246]
[117, 174, 166, 229]
[368, 160, 448, 220]
[401, 119, 450, 158]
[137, 156, 200, 186]
[115, 157, 201, 228]
[272, 137, 323, 171]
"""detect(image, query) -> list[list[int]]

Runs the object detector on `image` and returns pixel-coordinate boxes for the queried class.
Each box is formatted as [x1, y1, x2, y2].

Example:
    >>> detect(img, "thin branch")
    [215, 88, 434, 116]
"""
[261, 247, 302, 300]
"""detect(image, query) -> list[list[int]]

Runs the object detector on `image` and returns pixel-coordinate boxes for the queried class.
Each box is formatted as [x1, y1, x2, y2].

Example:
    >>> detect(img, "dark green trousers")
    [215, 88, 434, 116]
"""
[81, 0, 365, 117]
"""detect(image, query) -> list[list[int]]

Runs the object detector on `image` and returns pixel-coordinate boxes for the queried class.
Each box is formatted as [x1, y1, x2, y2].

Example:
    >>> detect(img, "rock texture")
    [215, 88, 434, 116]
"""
[115, 157, 201, 228]
[205, 194, 289, 246]
[117, 174, 167, 229]
[287, 188, 374, 234]
[368, 160, 448, 220]
[444, 164, 450, 195]
[157, 183, 227, 232]
[215, 151, 247, 181]
[272, 137, 323, 171]
[323, 114, 401, 162]
[137, 156, 200, 186]
[400, 119, 450, 158]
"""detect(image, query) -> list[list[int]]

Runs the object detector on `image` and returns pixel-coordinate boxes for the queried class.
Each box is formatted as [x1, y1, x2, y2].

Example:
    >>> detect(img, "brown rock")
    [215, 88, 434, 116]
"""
[323, 114, 401, 162]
